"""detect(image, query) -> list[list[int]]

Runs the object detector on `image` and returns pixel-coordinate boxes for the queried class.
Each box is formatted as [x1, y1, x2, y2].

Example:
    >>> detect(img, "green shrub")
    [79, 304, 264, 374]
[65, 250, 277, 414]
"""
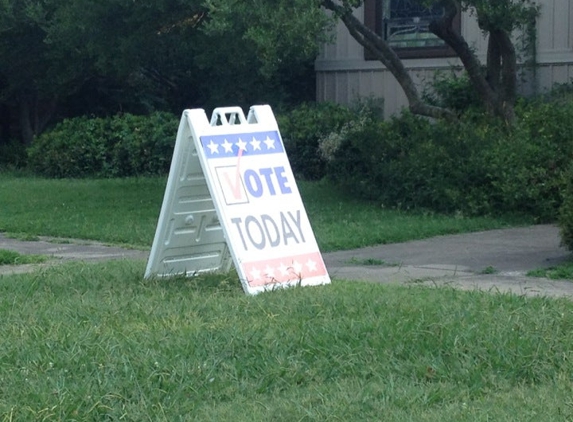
[108, 112, 178, 177]
[320, 111, 431, 206]
[558, 166, 573, 250]
[487, 101, 573, 220]
[322, 101, 573, 221]
[540, 81, 573, 105]
[28, 116, 110, 178]
[424, 71, 482, 113]
[0, 139, 27, 170]
[321, 112, 493, 213]
[277, 102, 355, 180]
[28, 112, 178, 178]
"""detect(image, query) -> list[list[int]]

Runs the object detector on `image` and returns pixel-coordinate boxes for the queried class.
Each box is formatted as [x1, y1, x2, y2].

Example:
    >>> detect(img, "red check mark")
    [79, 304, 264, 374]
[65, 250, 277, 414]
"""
[223, 148, 244, 200]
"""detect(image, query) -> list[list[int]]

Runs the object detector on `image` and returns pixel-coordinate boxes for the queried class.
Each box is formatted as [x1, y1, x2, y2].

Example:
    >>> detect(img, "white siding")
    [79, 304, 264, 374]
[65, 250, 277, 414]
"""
[316, 0, 573, 117]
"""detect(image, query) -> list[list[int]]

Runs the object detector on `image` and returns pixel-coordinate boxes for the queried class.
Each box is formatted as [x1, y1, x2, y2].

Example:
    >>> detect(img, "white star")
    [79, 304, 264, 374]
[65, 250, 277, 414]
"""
[235, 138, 247, 152]
[278, 263, 289, 276]
[306, 259, 317, 272]
[250, 137, 262, 151]
[221, 139, 233, 153]
[264, 265, 275, 278]
[263, 136, 275, 149]
[250, 267, 261, 281]
[207, 140, 219, 154]
[292, 261, 303, 275]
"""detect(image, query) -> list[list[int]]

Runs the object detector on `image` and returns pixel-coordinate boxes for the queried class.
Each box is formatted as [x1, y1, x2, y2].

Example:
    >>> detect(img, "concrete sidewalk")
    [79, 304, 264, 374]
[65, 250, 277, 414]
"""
[323, 224, 573, 298]
[0, 234, 148, 275]
[1, 225, 572, 298]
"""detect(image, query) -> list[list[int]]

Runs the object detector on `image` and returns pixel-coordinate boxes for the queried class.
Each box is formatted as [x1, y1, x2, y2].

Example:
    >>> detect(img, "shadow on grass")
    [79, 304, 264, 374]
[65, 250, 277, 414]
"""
[143, 271, 244, 295]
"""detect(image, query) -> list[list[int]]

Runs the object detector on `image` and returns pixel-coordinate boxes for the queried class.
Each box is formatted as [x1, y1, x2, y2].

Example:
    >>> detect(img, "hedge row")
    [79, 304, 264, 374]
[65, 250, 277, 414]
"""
[24, 99, 573, 250]
[28, 112, 179, 178]
[318, 101, 573, 223]
[28, 103, 363, 180]
[277, 102, 356, 180]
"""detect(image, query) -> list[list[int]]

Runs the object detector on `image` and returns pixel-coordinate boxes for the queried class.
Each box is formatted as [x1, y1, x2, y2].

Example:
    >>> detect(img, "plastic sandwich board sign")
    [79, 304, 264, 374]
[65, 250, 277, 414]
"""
[145, 105, 331, 295]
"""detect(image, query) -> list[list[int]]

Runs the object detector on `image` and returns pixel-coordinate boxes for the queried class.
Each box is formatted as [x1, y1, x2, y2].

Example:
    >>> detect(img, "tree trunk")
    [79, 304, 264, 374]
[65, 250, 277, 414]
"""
[322, 0, 519, 124]
[321, 0, 455, 120]
[19, 93, 35, 146]
[486, 31, 502, 93]
[0, 103, 10, 146]
[495, 29, 517, 123]
[428, 1, 512, 121]
[18, 90, 57, 146]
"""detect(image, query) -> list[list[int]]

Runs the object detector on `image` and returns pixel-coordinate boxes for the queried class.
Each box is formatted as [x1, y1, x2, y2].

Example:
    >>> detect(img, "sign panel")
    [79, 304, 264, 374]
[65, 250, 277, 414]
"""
[144, 111, 232, 279]
[146, 105, 330, 295]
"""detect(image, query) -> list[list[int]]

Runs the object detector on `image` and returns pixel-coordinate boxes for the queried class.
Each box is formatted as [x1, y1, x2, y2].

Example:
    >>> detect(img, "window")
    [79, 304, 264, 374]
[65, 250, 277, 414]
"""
[364, 0, 460, 59]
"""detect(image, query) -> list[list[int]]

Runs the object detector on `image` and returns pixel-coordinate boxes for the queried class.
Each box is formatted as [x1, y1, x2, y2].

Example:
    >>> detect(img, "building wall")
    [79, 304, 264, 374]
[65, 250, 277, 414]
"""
[315, 0, 573, 117]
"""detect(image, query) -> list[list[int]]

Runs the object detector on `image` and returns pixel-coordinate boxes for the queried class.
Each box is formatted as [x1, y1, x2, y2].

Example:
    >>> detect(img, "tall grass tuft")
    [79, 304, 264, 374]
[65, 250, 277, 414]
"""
[1, 260, 572, 420]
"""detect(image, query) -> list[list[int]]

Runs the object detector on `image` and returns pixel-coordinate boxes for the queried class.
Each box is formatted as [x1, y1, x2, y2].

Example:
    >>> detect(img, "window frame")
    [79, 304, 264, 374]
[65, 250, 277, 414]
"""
[364, 0, 460, 60]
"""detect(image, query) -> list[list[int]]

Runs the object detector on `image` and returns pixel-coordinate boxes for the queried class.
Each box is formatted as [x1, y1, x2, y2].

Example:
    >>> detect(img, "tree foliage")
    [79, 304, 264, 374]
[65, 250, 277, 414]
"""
[0, 0, 540, 148]
[203, 0, 331, 77]
[0, 0, 205, 145]
[0, 0, 60, 145]
[0, 0, 320, 146]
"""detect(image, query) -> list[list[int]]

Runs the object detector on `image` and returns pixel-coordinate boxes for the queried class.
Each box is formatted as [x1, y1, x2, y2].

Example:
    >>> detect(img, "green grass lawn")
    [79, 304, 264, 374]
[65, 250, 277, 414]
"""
[0, 175, 532, 251]
[528, 259, 573, 280]
[2, 174, 565, 420]
[1, 260, 573, 421]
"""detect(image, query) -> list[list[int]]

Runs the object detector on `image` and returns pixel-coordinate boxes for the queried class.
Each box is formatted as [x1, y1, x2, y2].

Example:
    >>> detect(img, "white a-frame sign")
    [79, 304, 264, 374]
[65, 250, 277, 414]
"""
[145, 105, 331, 295]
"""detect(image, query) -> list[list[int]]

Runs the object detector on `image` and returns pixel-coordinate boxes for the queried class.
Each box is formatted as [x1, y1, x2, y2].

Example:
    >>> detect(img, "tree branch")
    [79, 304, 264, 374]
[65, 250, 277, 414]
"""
[486, 31, 501, 92]
[429, 0, 502, 117]
[321, 0, 455, 120]
[495, 29, 517, 106]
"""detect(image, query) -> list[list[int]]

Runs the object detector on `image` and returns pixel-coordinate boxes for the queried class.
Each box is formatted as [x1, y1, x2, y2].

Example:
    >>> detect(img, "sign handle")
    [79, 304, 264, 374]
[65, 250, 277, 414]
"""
[210, 107, 247, 126]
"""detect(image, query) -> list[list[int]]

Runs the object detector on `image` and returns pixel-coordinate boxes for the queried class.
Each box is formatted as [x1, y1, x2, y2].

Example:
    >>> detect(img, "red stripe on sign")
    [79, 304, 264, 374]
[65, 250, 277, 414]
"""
[242, 252, 328, 287]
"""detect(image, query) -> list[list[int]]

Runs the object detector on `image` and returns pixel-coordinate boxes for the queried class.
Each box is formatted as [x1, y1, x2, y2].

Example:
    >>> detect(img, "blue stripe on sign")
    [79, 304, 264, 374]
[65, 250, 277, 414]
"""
[200, 131, 284, 159]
